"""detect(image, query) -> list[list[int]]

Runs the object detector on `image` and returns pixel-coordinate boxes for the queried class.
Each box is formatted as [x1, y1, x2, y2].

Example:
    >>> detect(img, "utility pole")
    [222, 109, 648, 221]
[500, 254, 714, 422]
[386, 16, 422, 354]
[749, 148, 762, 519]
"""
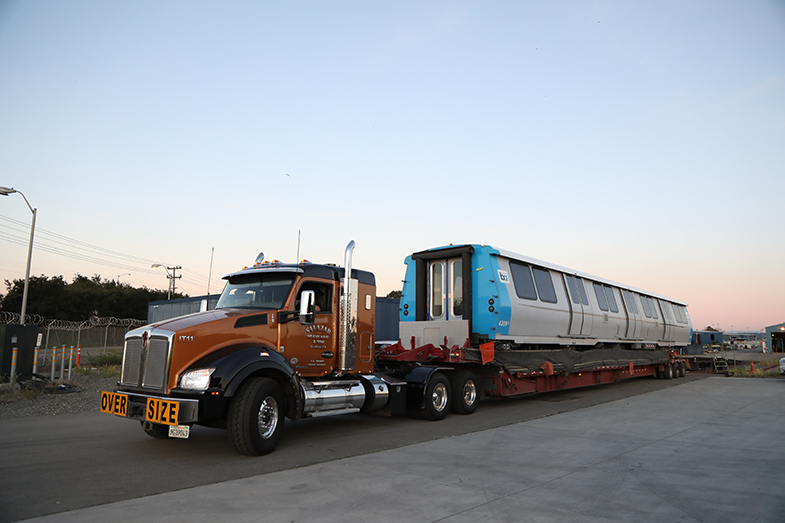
[151, 264, 183, 300]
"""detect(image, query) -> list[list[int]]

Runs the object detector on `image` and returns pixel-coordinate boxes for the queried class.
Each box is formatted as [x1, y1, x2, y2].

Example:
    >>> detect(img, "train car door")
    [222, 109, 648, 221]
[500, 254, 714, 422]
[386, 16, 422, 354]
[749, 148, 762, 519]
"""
[622, 290, 642, 339]
[428, 258, 464, 322]
[564, 275, 593, 336]
[658, 300, 674, 341]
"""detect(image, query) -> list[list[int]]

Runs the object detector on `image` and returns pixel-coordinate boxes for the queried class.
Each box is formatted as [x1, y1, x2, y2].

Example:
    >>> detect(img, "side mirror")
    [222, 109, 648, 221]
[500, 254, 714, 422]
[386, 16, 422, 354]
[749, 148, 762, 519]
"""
[299, 290, 315, 325]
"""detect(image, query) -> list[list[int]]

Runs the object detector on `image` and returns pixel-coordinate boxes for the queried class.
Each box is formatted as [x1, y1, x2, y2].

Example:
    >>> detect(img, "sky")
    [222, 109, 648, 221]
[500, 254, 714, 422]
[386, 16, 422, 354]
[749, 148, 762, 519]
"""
[0, 1, 783, 331]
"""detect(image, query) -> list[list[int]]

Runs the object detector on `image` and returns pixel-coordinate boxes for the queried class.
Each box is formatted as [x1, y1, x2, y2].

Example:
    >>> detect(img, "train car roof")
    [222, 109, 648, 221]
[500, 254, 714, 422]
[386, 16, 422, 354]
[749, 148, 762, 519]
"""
[418, 244, 687, 306]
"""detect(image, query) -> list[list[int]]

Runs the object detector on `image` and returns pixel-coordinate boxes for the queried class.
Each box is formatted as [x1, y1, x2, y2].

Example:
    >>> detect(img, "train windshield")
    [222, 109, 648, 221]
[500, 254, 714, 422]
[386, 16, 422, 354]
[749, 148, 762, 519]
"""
[216, 273, 296, 310]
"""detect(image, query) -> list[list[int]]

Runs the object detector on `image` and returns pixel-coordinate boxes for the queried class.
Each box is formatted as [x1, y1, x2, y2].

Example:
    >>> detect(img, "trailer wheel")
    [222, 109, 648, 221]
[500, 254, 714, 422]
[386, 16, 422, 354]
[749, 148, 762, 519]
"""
[451, 370, 479, 415]
[228, 377, 285, 456]
[421, 373, 451, 421]
[678, 362, 686, 377]
[141, 421, 170, 439]
[663, 363, 674, 380]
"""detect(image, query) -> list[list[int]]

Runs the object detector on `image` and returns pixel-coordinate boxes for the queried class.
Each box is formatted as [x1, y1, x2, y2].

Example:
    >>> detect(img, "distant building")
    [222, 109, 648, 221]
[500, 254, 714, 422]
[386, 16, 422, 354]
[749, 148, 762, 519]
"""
[764, 322, 785, 353]
[681, 330, 724, 354]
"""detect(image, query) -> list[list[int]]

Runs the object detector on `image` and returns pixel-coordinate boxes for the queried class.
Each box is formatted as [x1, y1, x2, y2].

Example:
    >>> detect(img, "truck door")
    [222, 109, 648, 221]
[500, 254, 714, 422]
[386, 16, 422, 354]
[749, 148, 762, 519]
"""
[278, 280, 338, 377]
[428, 258, 464, 322]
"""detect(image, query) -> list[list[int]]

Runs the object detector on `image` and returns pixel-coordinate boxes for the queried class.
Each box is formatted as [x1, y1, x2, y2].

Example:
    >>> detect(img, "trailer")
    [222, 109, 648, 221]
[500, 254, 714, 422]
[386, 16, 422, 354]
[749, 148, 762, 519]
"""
[101, 241, 691, 455]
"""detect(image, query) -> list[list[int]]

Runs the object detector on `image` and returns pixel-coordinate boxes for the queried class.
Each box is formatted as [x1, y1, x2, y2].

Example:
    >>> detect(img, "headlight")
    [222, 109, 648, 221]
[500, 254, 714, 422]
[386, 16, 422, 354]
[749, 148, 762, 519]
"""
[180, 368, 215, 390]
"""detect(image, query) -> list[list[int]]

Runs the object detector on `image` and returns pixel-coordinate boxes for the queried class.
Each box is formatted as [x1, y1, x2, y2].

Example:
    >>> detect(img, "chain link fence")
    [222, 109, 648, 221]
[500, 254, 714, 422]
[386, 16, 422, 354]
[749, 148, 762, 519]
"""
[1, 311, 145, 350]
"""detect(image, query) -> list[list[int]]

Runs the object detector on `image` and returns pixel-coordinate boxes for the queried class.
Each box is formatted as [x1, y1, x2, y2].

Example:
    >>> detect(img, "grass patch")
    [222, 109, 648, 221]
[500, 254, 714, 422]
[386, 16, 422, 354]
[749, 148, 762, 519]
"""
[86, 352, 123, 366]
[729, 357, 782, 378]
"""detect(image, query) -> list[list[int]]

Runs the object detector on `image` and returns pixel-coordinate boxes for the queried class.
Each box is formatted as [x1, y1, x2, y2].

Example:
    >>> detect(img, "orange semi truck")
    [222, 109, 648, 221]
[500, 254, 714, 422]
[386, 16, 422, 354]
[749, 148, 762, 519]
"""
[102, 241, 691, 455]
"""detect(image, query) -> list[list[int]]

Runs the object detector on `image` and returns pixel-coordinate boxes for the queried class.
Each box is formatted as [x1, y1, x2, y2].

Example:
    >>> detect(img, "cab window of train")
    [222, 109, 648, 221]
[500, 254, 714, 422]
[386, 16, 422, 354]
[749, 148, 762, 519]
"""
[510, 261, 537, 300]
[532, 267, 557, 303]
[431, 263, 444, 318]
[604, 286, 619, 313]
[452, 260, 463, 317]
[593, 282, 609, 311]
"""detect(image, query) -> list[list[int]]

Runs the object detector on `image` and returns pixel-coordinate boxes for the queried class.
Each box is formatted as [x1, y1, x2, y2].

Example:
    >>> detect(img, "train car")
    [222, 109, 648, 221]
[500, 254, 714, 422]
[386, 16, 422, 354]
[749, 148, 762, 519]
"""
[399, 244, 692, 351]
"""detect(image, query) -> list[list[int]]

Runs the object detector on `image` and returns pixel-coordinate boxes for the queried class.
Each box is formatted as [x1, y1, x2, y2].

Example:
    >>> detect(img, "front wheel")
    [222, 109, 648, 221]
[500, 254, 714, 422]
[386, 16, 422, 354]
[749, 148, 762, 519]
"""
[420, 372, 451, 421]
[228, 377, 285, 456]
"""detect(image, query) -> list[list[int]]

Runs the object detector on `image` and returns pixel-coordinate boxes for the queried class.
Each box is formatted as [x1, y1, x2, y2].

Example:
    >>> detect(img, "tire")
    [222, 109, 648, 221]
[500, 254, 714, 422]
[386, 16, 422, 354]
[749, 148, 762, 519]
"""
[228, 377, 285, 456]
[678, 362, 686, 378]
[141, 421, 170, 439]
[451, 370, 479, 415]
[420, 373, 451, 421]
[663, 363, 674, 380]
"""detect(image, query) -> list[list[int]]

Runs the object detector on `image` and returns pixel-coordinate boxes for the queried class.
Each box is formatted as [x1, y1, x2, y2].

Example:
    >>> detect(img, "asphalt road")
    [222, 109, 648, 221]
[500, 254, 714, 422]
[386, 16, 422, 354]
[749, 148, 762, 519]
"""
[0, 374, 707, 523]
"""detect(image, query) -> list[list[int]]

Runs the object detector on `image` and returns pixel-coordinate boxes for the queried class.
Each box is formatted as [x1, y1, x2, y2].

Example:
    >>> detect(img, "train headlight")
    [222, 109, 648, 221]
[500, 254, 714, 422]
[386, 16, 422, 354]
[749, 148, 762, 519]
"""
[180, 368, 215, 390]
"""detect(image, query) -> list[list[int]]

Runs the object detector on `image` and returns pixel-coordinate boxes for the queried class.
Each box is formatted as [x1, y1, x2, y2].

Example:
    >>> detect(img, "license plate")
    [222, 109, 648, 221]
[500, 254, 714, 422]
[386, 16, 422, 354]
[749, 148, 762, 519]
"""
[101, 391, 129, 417]
[146, 398, 180, 426]
[168, 425, 190, 439]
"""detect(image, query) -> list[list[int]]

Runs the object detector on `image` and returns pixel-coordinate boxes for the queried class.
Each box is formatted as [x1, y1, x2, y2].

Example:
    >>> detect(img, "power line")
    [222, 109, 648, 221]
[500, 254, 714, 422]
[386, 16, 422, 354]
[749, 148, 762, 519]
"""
[0, 214, 213, 293]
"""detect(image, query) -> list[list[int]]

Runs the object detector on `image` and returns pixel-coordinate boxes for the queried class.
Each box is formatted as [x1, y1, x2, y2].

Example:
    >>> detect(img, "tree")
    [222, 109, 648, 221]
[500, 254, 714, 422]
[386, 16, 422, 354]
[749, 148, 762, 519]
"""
[0, 274, 185, 321]
[386, 290, 402, 299]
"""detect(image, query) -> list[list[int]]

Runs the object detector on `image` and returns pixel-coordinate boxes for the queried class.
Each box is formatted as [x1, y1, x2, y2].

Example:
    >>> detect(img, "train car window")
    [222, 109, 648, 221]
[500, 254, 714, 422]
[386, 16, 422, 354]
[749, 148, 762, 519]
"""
[533, 267, 557, 303]
[565, 275, 580, 305]
[565, 275, 589, 305]
[661, 301, 673, 322]
[648, 297, 659, 319]
[593, 282, 609, 311]
[640, 295, 652, 318]
[510, 261, 537, 300]
[604, 286, 619, 313]
[452, 260, 463, 317]
[622, 290, 639, 314]
[431, 262, 444, 319]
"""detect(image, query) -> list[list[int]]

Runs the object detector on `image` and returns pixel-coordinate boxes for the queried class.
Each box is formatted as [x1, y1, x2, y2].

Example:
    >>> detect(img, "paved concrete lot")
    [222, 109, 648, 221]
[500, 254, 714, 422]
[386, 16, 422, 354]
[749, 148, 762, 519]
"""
[15, 376, 785, 523]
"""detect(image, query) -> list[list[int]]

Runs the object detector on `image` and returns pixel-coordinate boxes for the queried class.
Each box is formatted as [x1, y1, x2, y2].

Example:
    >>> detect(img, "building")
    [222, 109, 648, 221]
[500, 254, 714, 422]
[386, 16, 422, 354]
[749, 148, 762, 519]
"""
[764, 322, 785, 353]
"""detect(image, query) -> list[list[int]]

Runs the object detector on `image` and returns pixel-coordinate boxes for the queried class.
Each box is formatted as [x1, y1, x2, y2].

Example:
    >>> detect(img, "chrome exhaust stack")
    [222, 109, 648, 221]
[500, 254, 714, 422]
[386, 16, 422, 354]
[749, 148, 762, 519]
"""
[339, 240, 357, 373]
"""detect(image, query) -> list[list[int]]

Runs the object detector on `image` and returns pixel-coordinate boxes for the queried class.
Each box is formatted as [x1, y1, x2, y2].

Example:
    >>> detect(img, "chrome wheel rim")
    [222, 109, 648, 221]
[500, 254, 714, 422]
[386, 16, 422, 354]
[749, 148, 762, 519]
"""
[257, 396, 279, 439]
[432, 382, 448, 412]
[463, 380, 477, 406]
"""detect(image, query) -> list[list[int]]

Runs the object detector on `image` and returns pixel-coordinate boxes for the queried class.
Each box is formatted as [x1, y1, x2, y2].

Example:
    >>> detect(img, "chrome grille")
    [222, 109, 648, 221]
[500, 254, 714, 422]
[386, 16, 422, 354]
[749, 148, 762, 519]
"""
[120, 338, 143, 386]
[142, 337, 169, 389]
[119, 332, 171, 392]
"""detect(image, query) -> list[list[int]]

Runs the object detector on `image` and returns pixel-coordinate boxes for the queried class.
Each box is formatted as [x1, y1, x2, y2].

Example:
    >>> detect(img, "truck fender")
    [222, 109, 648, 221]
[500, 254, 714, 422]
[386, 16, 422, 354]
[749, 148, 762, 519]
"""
[208, 347, 302, 420]
[403, 366, 450, 410]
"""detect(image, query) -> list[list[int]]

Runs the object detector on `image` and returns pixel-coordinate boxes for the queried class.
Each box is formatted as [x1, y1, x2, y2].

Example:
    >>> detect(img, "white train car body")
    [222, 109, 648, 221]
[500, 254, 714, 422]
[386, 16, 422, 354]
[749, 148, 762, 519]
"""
[399, 245, 692, 350]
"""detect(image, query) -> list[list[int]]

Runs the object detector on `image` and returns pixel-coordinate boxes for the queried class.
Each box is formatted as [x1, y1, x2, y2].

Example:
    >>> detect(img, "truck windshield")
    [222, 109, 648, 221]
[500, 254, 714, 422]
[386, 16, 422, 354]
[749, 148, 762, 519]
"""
[216, 274, 296, 310]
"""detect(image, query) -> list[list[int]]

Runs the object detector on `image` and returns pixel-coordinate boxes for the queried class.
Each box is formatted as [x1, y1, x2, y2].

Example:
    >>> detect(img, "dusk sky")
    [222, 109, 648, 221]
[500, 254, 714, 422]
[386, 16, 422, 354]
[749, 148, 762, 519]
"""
[1, 1, 783, 331]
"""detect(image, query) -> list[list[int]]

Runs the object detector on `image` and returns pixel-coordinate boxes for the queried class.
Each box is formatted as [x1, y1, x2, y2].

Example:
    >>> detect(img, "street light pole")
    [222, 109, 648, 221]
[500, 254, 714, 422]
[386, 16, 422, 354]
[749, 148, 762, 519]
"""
[0, 186, 36, 324]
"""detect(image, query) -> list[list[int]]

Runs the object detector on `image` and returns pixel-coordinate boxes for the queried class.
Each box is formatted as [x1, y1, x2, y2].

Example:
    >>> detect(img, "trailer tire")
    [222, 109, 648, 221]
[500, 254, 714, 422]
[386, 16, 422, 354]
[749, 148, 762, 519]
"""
[228, 377, 285, 456]
[663, 363, 674, 380]
[142, 421, 170, 439]
[451, 370, 479, 415]
[420, 373, 451, 421]
[678, 362, 686, 377]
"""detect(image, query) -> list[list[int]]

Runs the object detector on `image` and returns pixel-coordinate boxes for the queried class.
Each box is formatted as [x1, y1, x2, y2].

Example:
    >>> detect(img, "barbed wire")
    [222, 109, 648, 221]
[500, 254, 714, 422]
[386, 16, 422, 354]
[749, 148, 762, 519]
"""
[0, 313, 145, 331]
